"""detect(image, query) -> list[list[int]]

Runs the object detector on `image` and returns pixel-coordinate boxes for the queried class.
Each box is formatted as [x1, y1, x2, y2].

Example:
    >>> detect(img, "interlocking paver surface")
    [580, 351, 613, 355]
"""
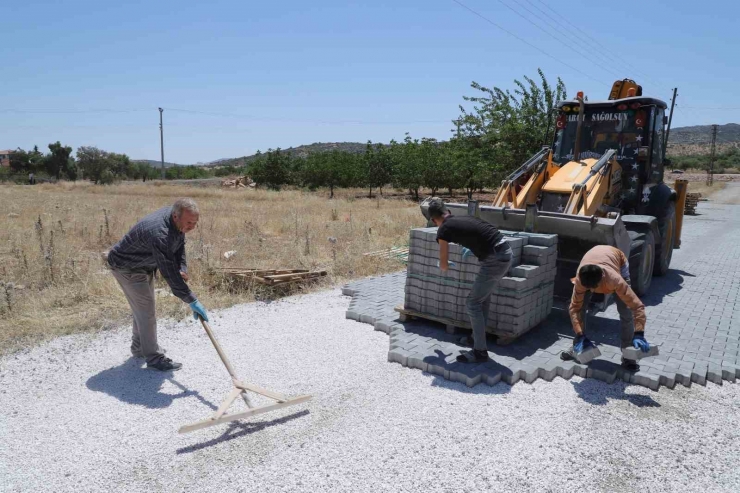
[343, 195, 740, 390]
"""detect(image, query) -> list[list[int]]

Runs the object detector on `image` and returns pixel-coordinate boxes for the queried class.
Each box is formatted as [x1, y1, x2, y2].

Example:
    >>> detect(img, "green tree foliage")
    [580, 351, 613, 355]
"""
[250, 149, 292, 190]
[46, 142, 73, 180]
[9, 149, 30, 173]
[363, 142, 393, 197]
[76, 147, 110, 184]
[455, 69, 566, 191]
[669, 145, 740, 171]
[300, 150, 363, 198]
[389, 135, 424, 200]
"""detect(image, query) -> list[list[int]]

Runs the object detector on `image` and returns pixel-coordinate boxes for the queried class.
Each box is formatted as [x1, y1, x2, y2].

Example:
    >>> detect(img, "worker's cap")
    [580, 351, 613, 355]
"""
[421, 196, 448, 219]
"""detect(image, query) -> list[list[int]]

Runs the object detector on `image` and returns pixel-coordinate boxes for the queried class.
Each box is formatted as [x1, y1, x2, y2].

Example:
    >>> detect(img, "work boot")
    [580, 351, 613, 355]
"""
[147, 357, 182, 371]
[560, 347, 575, 361]
[621, 358, 640, 372]
[456, 349, 490, 364]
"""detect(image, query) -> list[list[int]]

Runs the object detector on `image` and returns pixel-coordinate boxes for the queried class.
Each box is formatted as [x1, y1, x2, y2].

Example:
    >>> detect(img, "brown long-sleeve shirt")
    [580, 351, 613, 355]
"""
[569, 245, 646, 334]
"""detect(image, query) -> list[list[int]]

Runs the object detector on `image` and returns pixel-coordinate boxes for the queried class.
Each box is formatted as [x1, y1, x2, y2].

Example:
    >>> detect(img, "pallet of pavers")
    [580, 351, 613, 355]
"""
[398, 227, 557, 342]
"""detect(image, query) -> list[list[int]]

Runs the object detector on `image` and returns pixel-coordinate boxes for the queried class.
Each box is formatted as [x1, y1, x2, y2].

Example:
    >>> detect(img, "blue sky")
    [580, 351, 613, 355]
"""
[2, 0, 738, 163]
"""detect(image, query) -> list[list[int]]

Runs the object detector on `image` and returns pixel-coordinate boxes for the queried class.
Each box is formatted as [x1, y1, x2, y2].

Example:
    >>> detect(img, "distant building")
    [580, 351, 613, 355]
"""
[0, 150, 13, 167]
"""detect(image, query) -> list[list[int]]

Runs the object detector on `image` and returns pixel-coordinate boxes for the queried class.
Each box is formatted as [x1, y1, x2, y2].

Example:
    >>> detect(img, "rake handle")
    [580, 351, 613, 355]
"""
[198, 316, 240, 382]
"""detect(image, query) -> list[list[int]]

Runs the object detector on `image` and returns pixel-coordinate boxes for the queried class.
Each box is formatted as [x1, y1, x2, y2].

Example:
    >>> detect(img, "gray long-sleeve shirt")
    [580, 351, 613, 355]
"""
[107, 206, 196, 303]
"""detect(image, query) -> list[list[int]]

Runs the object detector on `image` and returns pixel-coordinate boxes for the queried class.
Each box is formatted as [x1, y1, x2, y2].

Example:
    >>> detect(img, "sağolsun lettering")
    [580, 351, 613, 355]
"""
[567, 112, 629, 122]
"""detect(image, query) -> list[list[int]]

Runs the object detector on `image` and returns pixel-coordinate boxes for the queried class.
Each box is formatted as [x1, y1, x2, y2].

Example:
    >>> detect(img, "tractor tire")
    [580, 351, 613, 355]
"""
[654, 202, 676, 276]
[629, 230, 655, 296]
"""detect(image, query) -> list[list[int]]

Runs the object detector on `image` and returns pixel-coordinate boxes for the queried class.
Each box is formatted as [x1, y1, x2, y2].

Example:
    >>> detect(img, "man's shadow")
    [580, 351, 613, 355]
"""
[571, 378, 661, 407]
[86, 357, 217, 410]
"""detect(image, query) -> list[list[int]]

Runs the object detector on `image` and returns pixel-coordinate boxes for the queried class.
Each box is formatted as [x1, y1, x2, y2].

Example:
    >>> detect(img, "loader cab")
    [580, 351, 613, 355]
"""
[552, 97, 668, 213]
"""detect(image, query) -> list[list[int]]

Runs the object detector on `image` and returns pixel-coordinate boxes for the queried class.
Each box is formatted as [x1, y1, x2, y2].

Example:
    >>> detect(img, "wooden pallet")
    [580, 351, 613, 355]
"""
[685, 192, 702, 215]
[394, 305, 517, 345]
[213, 267, 327, 287]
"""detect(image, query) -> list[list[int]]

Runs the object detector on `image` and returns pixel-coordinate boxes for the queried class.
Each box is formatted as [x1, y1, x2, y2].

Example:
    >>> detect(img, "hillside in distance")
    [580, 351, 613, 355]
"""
[667, 123, 740, 156]
[212, 142, 382, 168]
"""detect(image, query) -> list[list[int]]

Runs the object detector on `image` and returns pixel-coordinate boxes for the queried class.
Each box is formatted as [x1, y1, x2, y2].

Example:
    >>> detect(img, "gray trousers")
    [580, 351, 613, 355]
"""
[466, 246, 513, 351]
[581, 291, 635, 349]
[111, 268, 165, 364]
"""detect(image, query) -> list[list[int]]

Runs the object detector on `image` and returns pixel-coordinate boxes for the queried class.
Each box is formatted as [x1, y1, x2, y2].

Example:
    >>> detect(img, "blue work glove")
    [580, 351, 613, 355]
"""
[189, 300, 209, 322]
[632, 332, 650, 353]
[461, 247, 473, 260]
[573, 334, 594, 354]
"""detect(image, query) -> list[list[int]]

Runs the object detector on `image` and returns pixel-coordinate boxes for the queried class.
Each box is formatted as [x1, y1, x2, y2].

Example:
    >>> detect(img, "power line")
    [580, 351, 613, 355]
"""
[450, 0, 609, 87]
[493, 0, 625, 80]
[518, 0, 647, 78]
[680, 106, 740, 110]
[529, 0, 670, 93]
[0, 108, 151, 114]
[0, 106, 453, 125]
[163, 107, 452, 125]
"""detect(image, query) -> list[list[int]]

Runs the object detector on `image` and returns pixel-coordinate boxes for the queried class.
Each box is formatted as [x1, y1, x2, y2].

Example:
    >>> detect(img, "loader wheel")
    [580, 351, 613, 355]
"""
[654, 202, 676, 276]
[630, 230, 655, 296]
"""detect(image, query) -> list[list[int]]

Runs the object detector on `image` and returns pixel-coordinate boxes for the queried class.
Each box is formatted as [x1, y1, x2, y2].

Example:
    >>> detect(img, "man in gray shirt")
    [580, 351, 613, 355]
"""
[107, 198, 208, 371]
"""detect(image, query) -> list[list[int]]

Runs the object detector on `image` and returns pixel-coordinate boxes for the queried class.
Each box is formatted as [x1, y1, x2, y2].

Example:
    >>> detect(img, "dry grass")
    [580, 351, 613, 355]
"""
[0, 182, 423, 354]
[684, 181, 727, 198]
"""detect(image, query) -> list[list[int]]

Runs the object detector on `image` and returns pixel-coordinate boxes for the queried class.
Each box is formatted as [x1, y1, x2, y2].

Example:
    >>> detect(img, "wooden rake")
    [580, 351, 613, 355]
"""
[178, 316, 312, 434]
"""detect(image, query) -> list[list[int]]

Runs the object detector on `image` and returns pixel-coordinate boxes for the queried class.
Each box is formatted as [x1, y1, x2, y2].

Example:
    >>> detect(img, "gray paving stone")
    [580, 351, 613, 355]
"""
[622, 345, 660, 361]
[342, 201, 740, 391]
[575, 346, 601, 365]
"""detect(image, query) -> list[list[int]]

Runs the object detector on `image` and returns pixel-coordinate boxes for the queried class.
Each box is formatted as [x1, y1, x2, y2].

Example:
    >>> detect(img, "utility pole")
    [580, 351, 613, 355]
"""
[159, 107, 165, 180]
[707, 124, 718, 186]
[663, 88, 677, 160]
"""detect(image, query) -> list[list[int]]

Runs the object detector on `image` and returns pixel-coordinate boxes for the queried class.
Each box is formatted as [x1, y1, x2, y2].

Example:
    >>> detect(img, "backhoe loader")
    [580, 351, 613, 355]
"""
[422, 79, 684, 304]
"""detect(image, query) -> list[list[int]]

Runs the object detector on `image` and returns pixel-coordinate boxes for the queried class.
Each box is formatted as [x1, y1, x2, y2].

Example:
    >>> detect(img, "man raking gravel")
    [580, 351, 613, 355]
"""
[107, 198, 209, 371]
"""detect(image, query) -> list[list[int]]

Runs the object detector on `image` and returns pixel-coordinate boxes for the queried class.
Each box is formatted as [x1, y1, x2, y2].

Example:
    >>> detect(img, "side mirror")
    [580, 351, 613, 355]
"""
[663, 115, 669, 125]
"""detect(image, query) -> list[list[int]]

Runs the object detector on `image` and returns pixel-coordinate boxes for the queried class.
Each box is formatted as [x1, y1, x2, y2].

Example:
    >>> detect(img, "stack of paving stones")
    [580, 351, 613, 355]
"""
[343, 203, 740, 391]
[403, 227, 557, 340]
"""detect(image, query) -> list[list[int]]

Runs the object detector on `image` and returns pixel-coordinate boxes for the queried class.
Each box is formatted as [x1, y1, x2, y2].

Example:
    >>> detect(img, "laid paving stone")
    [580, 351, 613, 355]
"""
[341, 202, 740, 391]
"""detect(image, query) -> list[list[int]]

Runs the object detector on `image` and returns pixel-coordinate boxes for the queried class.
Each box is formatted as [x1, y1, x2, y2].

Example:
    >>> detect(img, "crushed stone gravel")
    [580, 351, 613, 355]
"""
[2, 288, 740, 493]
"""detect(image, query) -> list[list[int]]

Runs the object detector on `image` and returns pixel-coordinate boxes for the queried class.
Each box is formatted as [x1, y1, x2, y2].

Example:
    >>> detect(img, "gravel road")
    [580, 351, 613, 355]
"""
[2, 286, 740, 493]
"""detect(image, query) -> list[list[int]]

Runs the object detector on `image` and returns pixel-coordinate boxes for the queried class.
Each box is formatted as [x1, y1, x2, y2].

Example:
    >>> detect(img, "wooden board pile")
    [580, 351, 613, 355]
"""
[685, 192, 701, 215]
[221, 176, 255, 189]
[213, 267, 326, 287]
[402, 227, 557, 341]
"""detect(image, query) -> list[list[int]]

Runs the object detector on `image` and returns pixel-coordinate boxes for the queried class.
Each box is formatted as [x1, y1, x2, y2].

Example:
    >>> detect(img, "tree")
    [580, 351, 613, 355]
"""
[9, 148, 30, 173]
[456, 69, 567, 183]
[418, 137, 444, 196]
[250, 149, 292, 190]
[46, 142, 73, 180]
[76, 146, 111, 184]
[28, 146, 45, 175]
[390, 135, 424, 200]
[301, 150, 359, 198]
[364, 142, 392, 197]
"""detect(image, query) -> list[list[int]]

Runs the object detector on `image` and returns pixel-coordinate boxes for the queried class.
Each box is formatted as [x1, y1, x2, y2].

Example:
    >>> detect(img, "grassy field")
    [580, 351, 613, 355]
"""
[1, 178, 729, 355]
[0, 182, 423, 354]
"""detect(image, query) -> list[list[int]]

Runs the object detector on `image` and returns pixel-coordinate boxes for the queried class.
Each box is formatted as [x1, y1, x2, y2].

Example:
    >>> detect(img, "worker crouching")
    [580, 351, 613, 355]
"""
[561, 245, 652, 371]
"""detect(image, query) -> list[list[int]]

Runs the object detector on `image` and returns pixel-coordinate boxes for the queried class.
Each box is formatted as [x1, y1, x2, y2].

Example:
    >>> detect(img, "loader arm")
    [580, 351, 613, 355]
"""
[558, 149, 619, 216]
[492, 147, 551, 208]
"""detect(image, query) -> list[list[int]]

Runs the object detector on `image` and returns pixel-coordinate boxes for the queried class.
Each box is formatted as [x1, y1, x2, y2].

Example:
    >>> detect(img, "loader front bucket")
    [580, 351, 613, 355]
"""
[424, 202, 632, 299]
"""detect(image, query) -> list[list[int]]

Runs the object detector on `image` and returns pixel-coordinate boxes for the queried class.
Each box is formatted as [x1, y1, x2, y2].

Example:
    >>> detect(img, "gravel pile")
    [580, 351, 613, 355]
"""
[2, 288, 740, 493]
